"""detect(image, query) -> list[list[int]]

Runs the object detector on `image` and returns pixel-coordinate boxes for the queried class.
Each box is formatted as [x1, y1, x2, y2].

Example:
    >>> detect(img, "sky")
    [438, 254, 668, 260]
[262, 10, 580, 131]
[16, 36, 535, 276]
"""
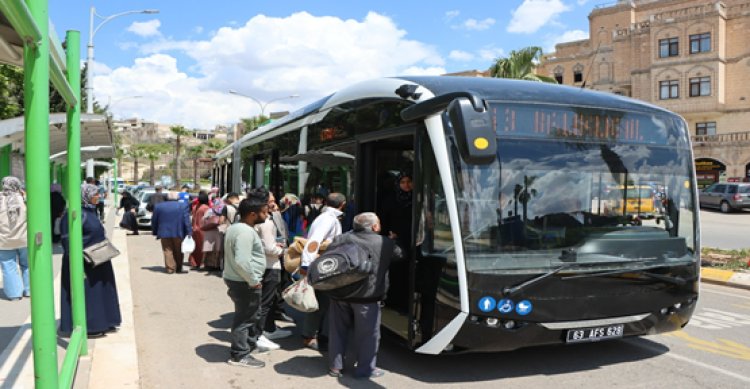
[49, 0, 598, 130]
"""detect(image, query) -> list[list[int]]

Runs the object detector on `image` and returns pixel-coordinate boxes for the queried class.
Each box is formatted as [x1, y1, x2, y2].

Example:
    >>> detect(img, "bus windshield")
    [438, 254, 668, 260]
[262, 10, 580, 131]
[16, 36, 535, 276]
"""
[445, 108, 696, 273]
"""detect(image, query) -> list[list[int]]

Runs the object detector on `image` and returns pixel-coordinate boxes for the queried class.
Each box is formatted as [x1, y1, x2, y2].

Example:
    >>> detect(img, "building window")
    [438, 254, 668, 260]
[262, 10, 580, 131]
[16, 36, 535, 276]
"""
[554, 74, 563, 84]
[696, 122, 716, 136]
[659, 37, 679, 58]
[689, 76, 711, 97]
[690, 33, 711, 54]
[659, 80, 679, 99]
[572, 63, 584, 83]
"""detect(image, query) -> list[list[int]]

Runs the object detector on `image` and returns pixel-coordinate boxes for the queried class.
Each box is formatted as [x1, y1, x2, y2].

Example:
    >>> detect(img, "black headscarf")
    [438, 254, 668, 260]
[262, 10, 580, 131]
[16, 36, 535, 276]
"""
[395, 172, 412, 208]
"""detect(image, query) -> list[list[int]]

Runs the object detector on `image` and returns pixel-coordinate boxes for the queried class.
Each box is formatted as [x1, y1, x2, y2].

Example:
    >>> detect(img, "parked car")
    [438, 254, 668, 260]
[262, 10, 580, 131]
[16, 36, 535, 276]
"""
[699, 182, 750, 213]
[135, 188, 163, 228]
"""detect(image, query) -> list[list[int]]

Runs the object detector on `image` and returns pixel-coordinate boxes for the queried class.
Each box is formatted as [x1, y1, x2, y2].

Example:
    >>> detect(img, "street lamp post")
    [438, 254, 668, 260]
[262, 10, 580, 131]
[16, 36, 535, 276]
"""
[87, 7, 159, 114]
[228, 89, 299, 117]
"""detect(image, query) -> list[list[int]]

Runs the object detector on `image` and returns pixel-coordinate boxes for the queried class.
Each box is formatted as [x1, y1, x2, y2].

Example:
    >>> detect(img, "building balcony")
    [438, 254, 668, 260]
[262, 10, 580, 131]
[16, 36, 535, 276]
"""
[692, 131, 750, 145]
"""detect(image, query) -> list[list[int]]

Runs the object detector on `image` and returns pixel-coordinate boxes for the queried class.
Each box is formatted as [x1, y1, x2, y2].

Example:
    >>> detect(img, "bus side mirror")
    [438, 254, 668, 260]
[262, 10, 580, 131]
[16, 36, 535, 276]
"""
[447, 98, 496, 165]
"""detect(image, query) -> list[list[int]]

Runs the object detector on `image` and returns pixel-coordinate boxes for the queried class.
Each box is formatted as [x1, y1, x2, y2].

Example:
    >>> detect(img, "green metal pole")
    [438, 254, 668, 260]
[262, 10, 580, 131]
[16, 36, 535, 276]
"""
[0, 144, 11, 178]
[65, 29, 87, 356]
[113, 159, 118, 205]
[24, 0, 59, 387]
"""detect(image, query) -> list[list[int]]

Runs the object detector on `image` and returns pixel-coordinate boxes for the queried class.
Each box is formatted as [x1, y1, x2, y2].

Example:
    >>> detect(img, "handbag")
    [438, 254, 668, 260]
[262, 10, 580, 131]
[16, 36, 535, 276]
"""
[83, 239, 121, 267]
[282, 276, 318, 313]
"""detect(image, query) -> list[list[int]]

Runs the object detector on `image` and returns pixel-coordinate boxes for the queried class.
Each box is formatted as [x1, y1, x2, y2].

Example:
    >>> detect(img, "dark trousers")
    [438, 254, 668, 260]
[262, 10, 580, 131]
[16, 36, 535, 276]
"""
[159, 238, 184, 273]
[328, 300, 381, 376]
[225, 279, 262, 360]
[258, 269, 280, 333]
[97, 202, 105, 220]
[302, 291, 329, 339]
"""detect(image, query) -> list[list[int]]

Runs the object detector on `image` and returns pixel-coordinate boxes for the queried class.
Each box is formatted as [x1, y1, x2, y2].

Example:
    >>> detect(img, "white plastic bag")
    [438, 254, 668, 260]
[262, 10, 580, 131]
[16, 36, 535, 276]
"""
[181, 235, 196, 253]
[282, 276, 318, 312]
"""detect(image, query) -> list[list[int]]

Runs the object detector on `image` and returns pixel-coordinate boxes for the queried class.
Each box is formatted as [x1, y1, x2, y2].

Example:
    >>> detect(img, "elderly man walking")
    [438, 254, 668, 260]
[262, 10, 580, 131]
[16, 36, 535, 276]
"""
[0, 176, 29, 300]
[151, 192, 192, 274]
[326, 212, 402, 379]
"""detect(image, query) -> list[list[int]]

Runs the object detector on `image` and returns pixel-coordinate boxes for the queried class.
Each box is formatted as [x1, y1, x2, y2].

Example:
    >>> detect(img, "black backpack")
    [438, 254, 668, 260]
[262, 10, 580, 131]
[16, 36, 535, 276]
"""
[307, 240, 373, 291]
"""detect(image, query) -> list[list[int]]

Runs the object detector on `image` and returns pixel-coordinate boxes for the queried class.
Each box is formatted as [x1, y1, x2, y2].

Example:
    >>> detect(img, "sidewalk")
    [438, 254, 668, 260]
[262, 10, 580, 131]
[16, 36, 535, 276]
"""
[0, 208, 139, 388]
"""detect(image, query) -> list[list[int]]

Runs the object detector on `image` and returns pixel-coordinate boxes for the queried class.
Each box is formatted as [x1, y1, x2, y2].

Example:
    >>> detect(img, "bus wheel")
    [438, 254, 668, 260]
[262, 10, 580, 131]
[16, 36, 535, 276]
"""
[720, 201, 731, 213]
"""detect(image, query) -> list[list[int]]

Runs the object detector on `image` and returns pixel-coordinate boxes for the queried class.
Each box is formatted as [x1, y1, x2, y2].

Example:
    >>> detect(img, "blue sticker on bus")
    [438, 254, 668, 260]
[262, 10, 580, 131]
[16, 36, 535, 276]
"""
[515, 300, 533, 315]
[478, 296, 496, 312]
[497, 299, 514, 314]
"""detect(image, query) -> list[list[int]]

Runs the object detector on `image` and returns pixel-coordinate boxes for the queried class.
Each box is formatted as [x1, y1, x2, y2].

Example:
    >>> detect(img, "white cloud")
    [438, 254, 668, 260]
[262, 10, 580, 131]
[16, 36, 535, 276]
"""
[449, 50, 475, 62]
[99, 12, 445, 129]
[545, 29, 589, 53]
[193, 26, 204, 34]
[445, 10, 460, 20]
[577, 0, 590, 5]
[507, 0, 571, 34]
[462, 18, 496, 31]
[478, 47, 505, 61]
[126, 19, 162, 37]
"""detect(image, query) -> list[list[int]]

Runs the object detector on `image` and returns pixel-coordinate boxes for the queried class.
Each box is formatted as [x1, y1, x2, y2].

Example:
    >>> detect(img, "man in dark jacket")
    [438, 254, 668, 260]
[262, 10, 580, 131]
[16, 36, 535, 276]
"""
[326, 212, 402, 379]
[146, 185, 166, 212]
[151, 192, 192, 274]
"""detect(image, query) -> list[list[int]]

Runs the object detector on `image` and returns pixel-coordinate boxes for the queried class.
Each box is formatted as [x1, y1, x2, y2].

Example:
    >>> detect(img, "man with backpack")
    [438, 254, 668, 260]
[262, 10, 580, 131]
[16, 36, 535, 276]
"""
[325, 212, 402, 379]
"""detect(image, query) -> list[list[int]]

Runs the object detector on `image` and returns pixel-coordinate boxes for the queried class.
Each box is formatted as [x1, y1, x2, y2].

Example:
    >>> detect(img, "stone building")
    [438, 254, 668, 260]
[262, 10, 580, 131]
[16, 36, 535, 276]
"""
[537, 0, 750, 186]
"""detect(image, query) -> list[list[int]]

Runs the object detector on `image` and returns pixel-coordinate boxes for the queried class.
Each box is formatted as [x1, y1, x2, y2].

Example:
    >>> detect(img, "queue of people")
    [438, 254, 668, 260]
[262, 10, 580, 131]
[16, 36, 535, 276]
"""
[1, 171, 410, 381]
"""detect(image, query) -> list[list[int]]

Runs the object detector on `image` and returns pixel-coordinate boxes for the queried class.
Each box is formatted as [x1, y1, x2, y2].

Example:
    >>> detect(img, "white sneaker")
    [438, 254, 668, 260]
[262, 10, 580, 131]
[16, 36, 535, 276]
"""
[263, 328, 293, 340]
[256, 335, 280, 350]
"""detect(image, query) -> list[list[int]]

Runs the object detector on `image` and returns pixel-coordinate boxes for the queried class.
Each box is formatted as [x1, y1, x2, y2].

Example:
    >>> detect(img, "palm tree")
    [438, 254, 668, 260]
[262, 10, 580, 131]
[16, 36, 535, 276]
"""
[143, 143, 170, 186]
[170, 125, 191, 187]
[186, 144, 206, 189]
[489, 46, 557, 83]
[128, 145, 146, 183]
[113, 134, 125, 180]
[240, 115, 269, 135]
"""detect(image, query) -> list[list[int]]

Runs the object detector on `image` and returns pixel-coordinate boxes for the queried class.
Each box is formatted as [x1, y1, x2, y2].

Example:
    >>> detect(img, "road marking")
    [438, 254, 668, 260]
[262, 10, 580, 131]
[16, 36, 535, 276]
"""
[627, 338, 750, 384]
[667, 331, 750, 361]
[701, 287, 750, 300]
[688, 308, 750, 330]
[731, 302, 750, 310]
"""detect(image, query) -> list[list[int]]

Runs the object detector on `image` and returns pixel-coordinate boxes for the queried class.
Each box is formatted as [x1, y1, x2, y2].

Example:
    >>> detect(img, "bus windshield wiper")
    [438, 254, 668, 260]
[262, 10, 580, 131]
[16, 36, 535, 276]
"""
[561, 265, 693, 286]
[501, 259, 658, 296]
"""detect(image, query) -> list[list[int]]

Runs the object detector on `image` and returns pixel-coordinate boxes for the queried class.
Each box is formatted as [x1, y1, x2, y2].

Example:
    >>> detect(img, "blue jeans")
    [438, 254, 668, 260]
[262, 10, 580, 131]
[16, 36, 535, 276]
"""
[0, 248, 29, 299]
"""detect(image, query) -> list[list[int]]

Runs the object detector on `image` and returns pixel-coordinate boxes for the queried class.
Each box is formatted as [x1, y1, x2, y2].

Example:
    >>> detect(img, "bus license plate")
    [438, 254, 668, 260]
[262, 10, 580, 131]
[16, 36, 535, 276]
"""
[566, 324, 624, 343]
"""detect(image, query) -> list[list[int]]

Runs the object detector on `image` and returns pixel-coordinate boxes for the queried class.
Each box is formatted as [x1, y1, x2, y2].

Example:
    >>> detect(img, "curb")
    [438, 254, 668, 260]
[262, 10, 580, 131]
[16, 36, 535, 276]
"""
[700, 267, 750, 291]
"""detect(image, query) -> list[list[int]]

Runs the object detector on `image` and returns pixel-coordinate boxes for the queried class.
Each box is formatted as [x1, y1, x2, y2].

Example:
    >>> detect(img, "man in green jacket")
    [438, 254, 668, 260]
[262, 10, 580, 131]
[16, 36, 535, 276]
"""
[223, 196, 269, 368]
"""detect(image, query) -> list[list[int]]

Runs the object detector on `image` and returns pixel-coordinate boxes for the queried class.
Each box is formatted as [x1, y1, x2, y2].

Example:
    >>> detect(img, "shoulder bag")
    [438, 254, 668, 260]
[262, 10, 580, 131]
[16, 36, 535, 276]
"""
[83, 239, 121, 267]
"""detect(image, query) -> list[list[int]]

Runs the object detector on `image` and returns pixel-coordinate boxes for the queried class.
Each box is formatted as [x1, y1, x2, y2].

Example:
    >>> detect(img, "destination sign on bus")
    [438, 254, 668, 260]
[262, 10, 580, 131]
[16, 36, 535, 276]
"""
[490, 103, 682, 145]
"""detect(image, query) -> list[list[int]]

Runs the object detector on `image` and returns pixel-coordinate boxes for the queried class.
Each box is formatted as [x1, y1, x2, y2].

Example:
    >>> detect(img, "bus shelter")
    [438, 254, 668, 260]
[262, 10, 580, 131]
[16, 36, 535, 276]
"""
[0, 1, 108, 387]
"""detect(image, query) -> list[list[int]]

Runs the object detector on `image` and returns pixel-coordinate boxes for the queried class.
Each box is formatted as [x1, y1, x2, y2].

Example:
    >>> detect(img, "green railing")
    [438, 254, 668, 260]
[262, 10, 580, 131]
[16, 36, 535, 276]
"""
[0, 0, 88, 388]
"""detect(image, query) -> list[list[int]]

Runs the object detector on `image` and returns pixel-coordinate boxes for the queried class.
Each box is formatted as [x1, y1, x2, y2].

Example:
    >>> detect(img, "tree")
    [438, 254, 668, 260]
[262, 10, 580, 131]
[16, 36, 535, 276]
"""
[0, 64, 24, 120]
[127, 145, 147, 182]
[112, 134, 125, 179]
[186, 144, 206, 188]
[170, 125, 191, 187]
[489, 46, 557, 83]
[142, 143, 171, 185]
[240, 114, 269, 135]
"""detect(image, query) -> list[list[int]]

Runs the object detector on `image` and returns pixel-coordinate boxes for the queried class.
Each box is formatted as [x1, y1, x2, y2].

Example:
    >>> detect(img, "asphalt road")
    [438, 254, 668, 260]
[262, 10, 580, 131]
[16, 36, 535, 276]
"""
[699, 209, 750, 250]
[127, 233, 750, 389]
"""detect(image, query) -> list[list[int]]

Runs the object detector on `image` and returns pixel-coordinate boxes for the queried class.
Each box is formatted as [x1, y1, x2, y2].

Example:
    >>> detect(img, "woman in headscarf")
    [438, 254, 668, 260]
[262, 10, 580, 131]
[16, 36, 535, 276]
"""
[201, 189, 223, 271]
[380, 172, 413, 312]
[50, 183, 66, 243]
[117, 191, 140, 235]
[60, 183, 121, 337]
[189, 191, 210, 270]
[0, 176, 29, 301]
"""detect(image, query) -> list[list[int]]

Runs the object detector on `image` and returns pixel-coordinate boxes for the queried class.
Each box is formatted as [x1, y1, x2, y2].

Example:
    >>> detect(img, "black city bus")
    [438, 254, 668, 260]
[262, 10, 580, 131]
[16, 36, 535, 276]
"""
[213, 76, 700, 354]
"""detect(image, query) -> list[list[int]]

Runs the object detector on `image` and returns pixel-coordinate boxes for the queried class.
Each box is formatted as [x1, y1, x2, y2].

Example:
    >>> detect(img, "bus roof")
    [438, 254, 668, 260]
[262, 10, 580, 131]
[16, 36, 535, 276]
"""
[217, 76, 678, 160]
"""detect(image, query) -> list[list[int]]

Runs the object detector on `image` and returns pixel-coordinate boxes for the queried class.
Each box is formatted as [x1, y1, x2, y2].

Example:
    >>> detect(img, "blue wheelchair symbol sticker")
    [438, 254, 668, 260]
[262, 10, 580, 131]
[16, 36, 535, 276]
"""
[497, 299, 514, 314]
[515, 300, 533, 315]
[478, 296, 496, 312]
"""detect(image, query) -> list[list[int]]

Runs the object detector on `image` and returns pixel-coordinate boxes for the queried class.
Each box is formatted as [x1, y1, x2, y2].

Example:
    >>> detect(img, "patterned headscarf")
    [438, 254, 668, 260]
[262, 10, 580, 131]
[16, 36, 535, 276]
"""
[81, 183, 100, 208]
[2, 176, 24, 226]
